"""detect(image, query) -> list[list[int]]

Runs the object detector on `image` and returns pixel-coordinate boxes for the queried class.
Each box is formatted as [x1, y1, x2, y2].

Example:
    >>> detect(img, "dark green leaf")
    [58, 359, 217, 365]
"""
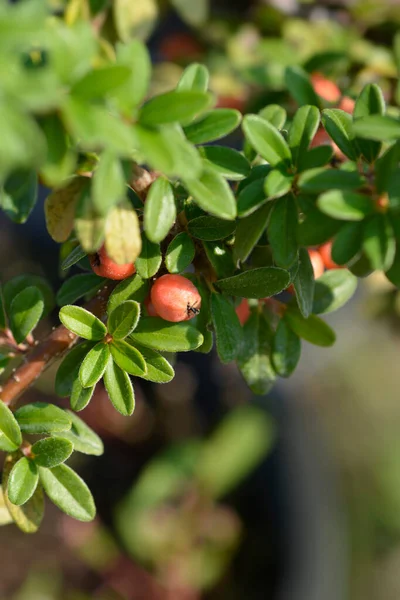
[130, 317, 204, 351]
[0, 170, 38, 223]
[331, 222, 363, 265]
[7, 458, 38, 506]
[135, 232, 162, 279]
[200, 146, 250, 180]
[184, 169, 237, 220]
[272, 318, 301, 377]
[297, 205, 342, 246]
[353, 115, 400, 142]
[177, 63, 209, 92]
[211, 293, 242, 363]
[284, 66, 320, 107]
[108, 300, 140, 340]
[237, 312, 276, 394]
[292, 247, 314, 319]
[242, 115, 292, 167]
[285, 308, 336, 347]
[217, 267, 290, 299]
[317, 189, 374, 221]
[59, 305, 107, 340]
[165, 232, 195, 274]
[92, 151, 126, 215]
[203, 241, 235, 279]
[298, 167, 364, 192]
[234, 203, 272, 264]
[313, 269, 357, 314]
[54, 411, 103, 456]
[0, 402, 22, 452]
[188, 216, 235, 241]
[386, 245, 400, 287]
[110, 340, 147, 376]
[353, 83, 385, 162]
[61, 245, 87, 271]
[3, 275, 54, 317]
[39, 464, 96, 522]
[79, 342, 110, 388]
[108, 274, 149, 315]
[56, 273, 106, 306]
[237, 177, 269, 217]
[375, 142, 400, 194]
[129, 342, 175, 383]
[267, 195, 298, 267]
[289, 105, 320, 166]
[70, 379, 95, 412]
[297, 145, 334, 173]
[363, 215, 396, 271]
[139, 91, 213, 127]
[55, 342, 95, 397]
[144, 177, 176, 243]
[15, 403, 72, 435]
[103, 360, 135, 415]
[9, 286, 44, 344]
[322, 109, 358, 161]
[32, 437, 73, 469]
[183, 109, 241, 144]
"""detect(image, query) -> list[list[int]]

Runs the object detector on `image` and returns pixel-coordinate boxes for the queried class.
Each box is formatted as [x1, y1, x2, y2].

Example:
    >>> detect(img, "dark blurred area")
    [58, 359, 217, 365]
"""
[2, 0, 400, 599]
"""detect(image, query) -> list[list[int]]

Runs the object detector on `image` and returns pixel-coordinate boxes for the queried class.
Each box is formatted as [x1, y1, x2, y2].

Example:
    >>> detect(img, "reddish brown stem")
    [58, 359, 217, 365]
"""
[0, 286, 113, 410]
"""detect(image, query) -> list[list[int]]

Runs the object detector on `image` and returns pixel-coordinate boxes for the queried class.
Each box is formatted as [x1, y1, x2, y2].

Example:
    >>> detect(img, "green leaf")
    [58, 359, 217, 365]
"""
[353, 115, 400, 141]
[272, 318, 301, 377]
[211, 293, 242, 363]
[169, 0, 208, 26]
[139, 91, 213, 127]
[237, 177, 269, 217]
[284, 66, 320, 107]
[56, 273, 106, 306]
[15, 403, 72, 435]
[135, 233, 162, 279]
[70, 379, 95, 412]
[203, 240, 235, 279]
[317, 189, 374, 221]
[363, 215, 395, 271]
[321, 109, 358, 161]
[133, 343, 175, 383]
[144, 177, 176, 243]
[237, 312, 276, 394]
[297, 145, 334, 173]
[4, 458, 38, 523]
[297, 205, 341, 246]
[289, 105, 320, 166]
[217, 267, 290, 299]
[331, 222, 363, 265]
[165, 232, 196, 273]
[285, 309, 336, 347]
[312, 269, 358, 314]
[183, 109, 242, 144]
[71, 65, 131, 99]
[9, 286, 44, 344]
[39, 464, 96, 522]
[264, 169, 293, 200]
[234, 203, 273, 264]
[0, 170, 38, 223]
[267, 195, 298, 267]
[103, 360, 135, 416]
[385, 245, 400, 287]
[54, 411, 103, 456]
[74, 183, 105, 253]
[130, 318, 204, 352]
[292, 247, 315, 319]
[298, 167, 364, 193]
[110, 340, 147, 376]
[79, 342, 110, 388]
[177, 63, 209, 92]
[242, 115, 292, 167]
[39, 114, 75, 186]
[114, 39, 151, 114]
[0, 402, 22, 452]
[55, 342, 95, 397]
[375, 141, 400, 194]
[259, 104, 287, 129]
[196, 405, 275, 499]
[59, 305, 107, 341]
[184, 169, 237, 220]
[61, 244, 87, 271]
[108, 300, 140, 340]
[2, 453, 44, 533]
[353, 83, 385, 162]
[32, 438, 73, 469]
[92, 151, 126, 216]
[200, 146, 250, 181]
[188, 216, 236, 241]
[107, 275, 149, 316]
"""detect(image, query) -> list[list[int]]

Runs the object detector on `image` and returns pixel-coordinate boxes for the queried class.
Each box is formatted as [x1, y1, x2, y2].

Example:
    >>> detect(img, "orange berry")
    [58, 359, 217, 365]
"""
[150, 274, 201, 323]
[319, 241, 340, 270]
[144, 295, 159, 317]
[89, 245, 136, 280]
[308, 249, 325, 279]
[311, 73, 341, 103]
[236, 299, 250, 325]
[338, 96, 355, 114]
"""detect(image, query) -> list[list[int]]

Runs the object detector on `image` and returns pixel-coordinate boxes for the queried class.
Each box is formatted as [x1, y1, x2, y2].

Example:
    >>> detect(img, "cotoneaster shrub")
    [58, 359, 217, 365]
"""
[1, 0, 400, 534]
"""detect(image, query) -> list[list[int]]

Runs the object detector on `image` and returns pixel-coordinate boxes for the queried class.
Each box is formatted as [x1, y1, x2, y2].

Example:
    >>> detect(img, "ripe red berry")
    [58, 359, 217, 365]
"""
[144, 295, 159, 317]
[338, 96, 355, 114]
[308, 249, 325, 279]
[150, 274, 201, 322]
[319, 241, 340, 270]
[89, 245, 136, 280]
[311, 73, 341, 103]
[236, 299, 250, 325]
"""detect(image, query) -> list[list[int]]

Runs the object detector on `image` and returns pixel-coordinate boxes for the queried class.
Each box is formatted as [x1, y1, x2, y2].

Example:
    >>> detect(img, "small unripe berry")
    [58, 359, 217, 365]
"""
[319, 241, 340, 270]
[308, 249, 325, 279]
[89, 245, 136, 280]
[151, 274, 201, 322]
[311, 73, 341, 103]
[236, 299, 250, 325]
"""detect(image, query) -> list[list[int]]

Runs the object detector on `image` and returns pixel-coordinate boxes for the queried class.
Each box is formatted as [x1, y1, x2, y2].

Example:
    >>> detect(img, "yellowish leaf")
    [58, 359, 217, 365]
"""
[45, 177, 87, 243]
[105, 202, 142, 264]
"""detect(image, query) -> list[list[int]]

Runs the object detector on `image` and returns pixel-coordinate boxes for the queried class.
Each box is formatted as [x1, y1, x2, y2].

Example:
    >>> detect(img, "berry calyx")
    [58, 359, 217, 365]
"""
[89, 245, 136, 280]
[150, 274, 201, 322]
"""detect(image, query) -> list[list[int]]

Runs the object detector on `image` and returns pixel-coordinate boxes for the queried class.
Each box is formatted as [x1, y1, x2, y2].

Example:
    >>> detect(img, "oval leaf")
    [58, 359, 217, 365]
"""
[285, 309, 336, 347]
[79, 342, 110, 388]
[211, 293, 242, 364]
[144, 177, 176, 243]
[107, 274, 149, 315]
[110, 340, 147, 376]
[183, 109, 241, 144]
[105, 201, 142, 265]
[15, 402, 72, 435]
[10, 286, 44, 344]
[292, 247, 315, 319]
[0, 402, 22, 452]
[165, 232, 196, 273]
[184, 169, 237, 220]
[55, 341, 95, 397]
[103, 360, 135, 416]
[312, 269, 358, 314]
[59, 305, 107, 341]
[242, 115, 292, 167]
[237, 312, 276, 395]
[216, 267, 290, 299]
[32, 437, 73, 469]
[108, 300, 140, 339]
[130, 318, 204, 352]
[54, 411, 104, 456]
[317, 189, 374, 221]
[188, 216, 236, 241]
[139, 90, 213, 127]
[39, 464, 96, 522]
[133, 343, 175, 383]
[56, 273, 106, 306]
[135, 232, 162, 279]
[272, 318, 301, 377]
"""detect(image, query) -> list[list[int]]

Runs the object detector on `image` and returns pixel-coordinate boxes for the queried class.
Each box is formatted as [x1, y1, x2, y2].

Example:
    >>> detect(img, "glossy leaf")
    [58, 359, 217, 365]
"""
[135, 232, 161, 279]
[267, 195, 298, 268]
[353, 115, 400, 141]
[183, 109, 241, 144]
[103, 360, 135, 416]
[259, 104, 287, 129]
[313, 269, 358, 314]
[200, 146, 250, 180]
[144, 177, 176, 243]
[184, 169, 237, 220]
[32, 437, 73, 469]
[353, 83, 385, 162]
[237, 177, 268, 217]
[264, 169, 293, 200]
[203, 240, 236, 279]
[322, 109, 358, 161]
[108, 300, 140, 339]
[79, 342, 110, 388]
[133, 343, 175, 383]
[107, 275, 149, 315]
[130, 318, 204, 352]
[59, 305, 107, 340]
[272, 318, 301, 377]
[165, 232, 196, 274]
[15, 403, 72, 435]
[217, 267, 290, 299]
[234, 203, 272, 264]
[70, 379, 95, 412]
[39, 464, 96, 522]
[9, 286, 44, 344]
[242, 115, 292, 167]
[298, 167, 364, 192]
[0, 402, 22, 453]
[211, 293, 242, 364]
[297, 145, 334, 173]
[54, 411, 104, 456]
[237, 312, 276, 394]
[317, 190, 374, 221]
[139, 91, 213, 127]
[292, 247, 315, 319]
[289, 105, 320, 166]
[61, 244, 87, 271]
[177, 63, 209, 92]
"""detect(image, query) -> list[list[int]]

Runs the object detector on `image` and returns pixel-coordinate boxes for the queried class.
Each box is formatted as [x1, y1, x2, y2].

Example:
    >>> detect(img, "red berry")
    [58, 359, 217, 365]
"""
[150, 274, 201, 323]
[89, 245, 136, 280]
[144, 295, 159, 317]
[308, 249, 325, 279]
[236, 299, 250, 325]
[338, 96, 355, 114]
[311, 73, 341, 103]
[319, 241, 340, 270]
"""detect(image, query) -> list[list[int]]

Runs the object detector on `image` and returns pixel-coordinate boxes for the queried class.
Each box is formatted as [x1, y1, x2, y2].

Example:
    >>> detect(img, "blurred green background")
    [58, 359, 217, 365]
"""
[2, 0, 400, 598]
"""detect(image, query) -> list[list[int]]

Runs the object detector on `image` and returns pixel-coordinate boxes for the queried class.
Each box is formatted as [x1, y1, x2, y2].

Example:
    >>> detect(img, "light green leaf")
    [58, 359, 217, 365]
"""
[0, 402, 22, 452]
[144, 177, 176, 243]
[15, 403, 72, 435]
[321, 109, 358, 161]
[317, 189, 374, 221]
[54, 411, 104, 456]
[39, 464, 96, 522]
[289, 105, 320, 166]
[110, 340, 147, 376]
[9, 286, 44, 344]
[133, 343, 175, 383]
[130, 318, 204, 352]
[59, 305, 107, 341]
[113, 0, 158, 41]
[165, 232, 195, 273]
[107, 274, 149, 316]
[79, 342, 110, 388]
[184, 169, 237, 220]
[114, 39, 151, 114]
[135, 233, 162, 279]
[199, 146, 250, 181]
[70, 378, 95, 412]
[259, 104, 287, 129]
[242, 115, 292, 167]
[285, 309, 336, 347]
[183, 109, 242, 144]
[92, 151, 126, 216]
[32, 437, 73, 469]
[177, 63, 209, 92]
[55, 341, 95, 397]
[298, 167, 364, 192]
[0, 170, 38, 224]
[139, 91, 213, 127]
[103, 360, 135, 415]
[71, 65, 131, 100]
[312, 269, 358, 314]
[108, 300, 140, 340]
